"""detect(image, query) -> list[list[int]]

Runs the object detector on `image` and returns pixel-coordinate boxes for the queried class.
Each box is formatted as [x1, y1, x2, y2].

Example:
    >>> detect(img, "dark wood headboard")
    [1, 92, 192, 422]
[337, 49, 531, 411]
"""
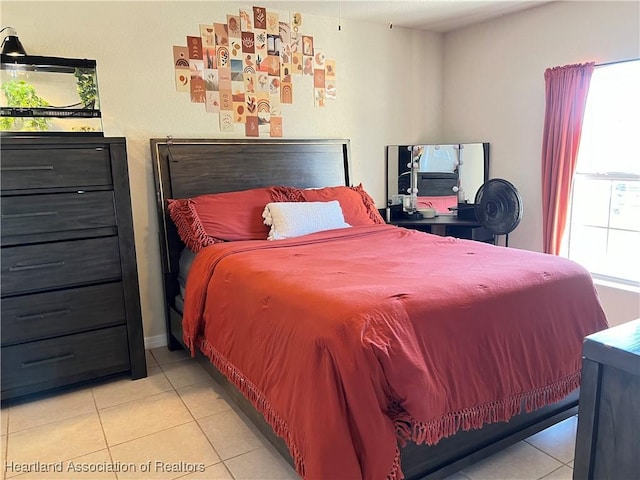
[152, 138, 350, 200]
[150, 138, 351, 342]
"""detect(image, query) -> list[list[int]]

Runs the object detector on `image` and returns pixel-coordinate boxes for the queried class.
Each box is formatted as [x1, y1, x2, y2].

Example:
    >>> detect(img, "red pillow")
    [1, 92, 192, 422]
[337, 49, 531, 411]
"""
[167, 186, 299, 252]
[301, 184, 385, 226]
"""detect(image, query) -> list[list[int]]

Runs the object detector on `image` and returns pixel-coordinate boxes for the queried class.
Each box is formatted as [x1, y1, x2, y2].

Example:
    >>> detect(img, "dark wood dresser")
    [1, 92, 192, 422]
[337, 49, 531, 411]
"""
[574, 319, 640, 479]
[1, 136, 147, 401]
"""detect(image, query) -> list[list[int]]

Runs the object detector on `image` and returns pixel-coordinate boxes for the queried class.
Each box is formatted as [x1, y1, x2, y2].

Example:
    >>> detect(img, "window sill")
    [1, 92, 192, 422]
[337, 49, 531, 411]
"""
[592, 277, 640, 294]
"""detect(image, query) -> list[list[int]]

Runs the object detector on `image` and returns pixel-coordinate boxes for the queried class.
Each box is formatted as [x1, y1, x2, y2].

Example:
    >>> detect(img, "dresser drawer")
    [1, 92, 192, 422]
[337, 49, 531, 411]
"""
[0, 147, 112, 190]
[1, 283, 126, 346]
[1, 326, 130, 397]
[1, 191, 116, 239]
[1, 237, 121, 296]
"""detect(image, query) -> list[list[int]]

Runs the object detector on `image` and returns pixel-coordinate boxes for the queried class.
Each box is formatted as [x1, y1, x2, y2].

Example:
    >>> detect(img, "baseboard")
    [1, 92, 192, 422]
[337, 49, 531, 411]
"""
[144, 334, 168, 350]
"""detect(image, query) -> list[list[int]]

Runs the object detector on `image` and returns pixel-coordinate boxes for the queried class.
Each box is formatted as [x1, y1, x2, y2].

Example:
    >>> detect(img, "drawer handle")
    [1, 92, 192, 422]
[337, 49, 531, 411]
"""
[9, 261, 65, 272]
[1, 211, 59, 219]
[22, 353, 76, 369]
[1, 165, 54, 172]
[16, 309, 71, 321]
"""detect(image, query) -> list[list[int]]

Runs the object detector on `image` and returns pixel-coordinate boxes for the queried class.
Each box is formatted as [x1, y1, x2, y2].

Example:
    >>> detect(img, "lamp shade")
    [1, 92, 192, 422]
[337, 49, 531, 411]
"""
[1, 28, 27, 56]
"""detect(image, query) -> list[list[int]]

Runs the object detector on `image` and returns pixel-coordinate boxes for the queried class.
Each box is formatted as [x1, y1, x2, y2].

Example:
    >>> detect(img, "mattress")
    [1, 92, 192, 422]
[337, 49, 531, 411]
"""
[174, 247, 197, 313]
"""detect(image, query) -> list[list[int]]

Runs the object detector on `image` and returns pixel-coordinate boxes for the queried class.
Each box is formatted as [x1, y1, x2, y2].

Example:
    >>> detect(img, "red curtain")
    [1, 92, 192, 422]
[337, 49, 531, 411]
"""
[541, 62, 594, 255]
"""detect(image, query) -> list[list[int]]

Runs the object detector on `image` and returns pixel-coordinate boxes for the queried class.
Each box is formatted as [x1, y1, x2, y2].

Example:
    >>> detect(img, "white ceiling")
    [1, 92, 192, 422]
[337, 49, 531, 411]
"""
[264, 0, 552, 32]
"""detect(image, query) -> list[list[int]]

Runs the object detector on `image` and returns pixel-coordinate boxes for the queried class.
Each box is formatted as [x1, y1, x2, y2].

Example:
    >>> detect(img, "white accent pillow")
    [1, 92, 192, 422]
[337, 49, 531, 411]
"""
[262, 201, 351, 240]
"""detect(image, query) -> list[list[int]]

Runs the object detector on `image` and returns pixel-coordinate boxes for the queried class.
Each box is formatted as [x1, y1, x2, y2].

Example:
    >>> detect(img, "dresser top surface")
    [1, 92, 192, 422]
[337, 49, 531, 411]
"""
[583, 319, 640, 375]
[0, 136, 125, 147]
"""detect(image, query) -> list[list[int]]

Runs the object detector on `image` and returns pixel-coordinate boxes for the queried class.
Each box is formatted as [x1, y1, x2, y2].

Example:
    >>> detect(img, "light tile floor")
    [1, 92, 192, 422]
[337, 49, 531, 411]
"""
[0, 348, 578, 480]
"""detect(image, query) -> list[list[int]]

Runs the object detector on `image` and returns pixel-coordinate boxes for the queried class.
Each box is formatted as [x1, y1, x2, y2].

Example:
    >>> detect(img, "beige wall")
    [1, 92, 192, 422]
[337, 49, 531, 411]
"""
[441, 0, 640, 326]
[3, 1, 637, 339]
[596, 282, 640, 327]
[1, 1, 443, 343]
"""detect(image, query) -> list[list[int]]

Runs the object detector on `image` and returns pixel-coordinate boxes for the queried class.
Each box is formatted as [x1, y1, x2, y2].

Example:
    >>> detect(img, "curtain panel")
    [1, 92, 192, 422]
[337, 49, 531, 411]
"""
[541, 62, 594, 255]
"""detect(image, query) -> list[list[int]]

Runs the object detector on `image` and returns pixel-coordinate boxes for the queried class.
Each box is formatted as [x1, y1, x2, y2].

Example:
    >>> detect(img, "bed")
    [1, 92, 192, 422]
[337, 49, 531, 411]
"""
[151, 137, 608, 480]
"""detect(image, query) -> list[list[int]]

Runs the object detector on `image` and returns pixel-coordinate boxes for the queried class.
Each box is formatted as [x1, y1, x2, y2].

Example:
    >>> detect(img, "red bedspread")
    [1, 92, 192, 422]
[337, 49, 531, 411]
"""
[182, 225, 608, 480]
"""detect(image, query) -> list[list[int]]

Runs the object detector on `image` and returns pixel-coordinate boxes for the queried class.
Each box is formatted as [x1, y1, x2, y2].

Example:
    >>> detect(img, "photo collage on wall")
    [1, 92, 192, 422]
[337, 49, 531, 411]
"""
[173, 6, 337, 137]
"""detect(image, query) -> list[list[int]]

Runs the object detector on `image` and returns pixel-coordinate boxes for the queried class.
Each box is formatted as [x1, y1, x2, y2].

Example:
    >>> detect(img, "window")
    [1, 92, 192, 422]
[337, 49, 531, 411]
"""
[564, 60, 640, 287]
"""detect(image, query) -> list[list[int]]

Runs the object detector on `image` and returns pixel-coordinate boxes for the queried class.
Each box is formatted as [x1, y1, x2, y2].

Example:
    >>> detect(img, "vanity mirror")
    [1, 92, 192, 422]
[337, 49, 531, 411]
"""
[386, 143, 489, 215]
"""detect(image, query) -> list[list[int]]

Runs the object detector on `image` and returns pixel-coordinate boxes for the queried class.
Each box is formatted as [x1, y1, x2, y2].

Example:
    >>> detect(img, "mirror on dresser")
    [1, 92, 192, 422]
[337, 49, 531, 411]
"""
[386, 143, 489, 215]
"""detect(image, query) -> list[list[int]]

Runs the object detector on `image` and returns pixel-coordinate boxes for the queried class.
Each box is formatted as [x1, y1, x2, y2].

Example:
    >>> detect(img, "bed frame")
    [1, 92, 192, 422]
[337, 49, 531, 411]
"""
[150, 137, 578, 480]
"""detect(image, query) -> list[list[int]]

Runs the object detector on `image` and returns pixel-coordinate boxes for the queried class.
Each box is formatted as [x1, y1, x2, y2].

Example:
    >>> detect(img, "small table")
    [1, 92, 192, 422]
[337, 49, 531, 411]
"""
[574, 319, 640, 479]
[390, 216, 494, 242]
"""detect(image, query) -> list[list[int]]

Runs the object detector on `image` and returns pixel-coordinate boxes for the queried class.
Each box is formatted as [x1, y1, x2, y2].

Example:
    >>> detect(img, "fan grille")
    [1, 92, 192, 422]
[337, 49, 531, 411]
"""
[474, 179, 523, 235]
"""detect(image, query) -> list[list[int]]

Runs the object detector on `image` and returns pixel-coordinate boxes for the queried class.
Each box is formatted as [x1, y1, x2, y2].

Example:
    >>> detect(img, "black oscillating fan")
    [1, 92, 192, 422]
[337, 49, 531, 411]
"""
[474, 179, 523, 247]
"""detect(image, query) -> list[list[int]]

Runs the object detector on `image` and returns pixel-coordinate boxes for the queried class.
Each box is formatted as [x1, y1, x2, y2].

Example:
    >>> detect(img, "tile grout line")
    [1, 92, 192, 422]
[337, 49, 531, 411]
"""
[524, 439, 575, 467]
[105, 418, 196, 449]
[4, 393, 97, 436]
[148, 350, 234, 478]
[222, 445, 265, 462]
[536, 463, 572, 480]
[91, 387, 119, 480]
[4, 402, 111, 480]
[3, 406, 8, 436]
[4, 393, 114, 478]
[154, 348, 298, 479]
[172, 372, 236, 479]
[95, 365, 200, 450]
[98, 388, 180, 415]
[93, 367, 175, 412]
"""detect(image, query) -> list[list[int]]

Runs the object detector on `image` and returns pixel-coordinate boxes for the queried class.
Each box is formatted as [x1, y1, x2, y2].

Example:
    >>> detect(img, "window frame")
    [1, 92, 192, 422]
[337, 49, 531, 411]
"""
[563, 60, 640, 288]
[566, 173, 640, 288]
